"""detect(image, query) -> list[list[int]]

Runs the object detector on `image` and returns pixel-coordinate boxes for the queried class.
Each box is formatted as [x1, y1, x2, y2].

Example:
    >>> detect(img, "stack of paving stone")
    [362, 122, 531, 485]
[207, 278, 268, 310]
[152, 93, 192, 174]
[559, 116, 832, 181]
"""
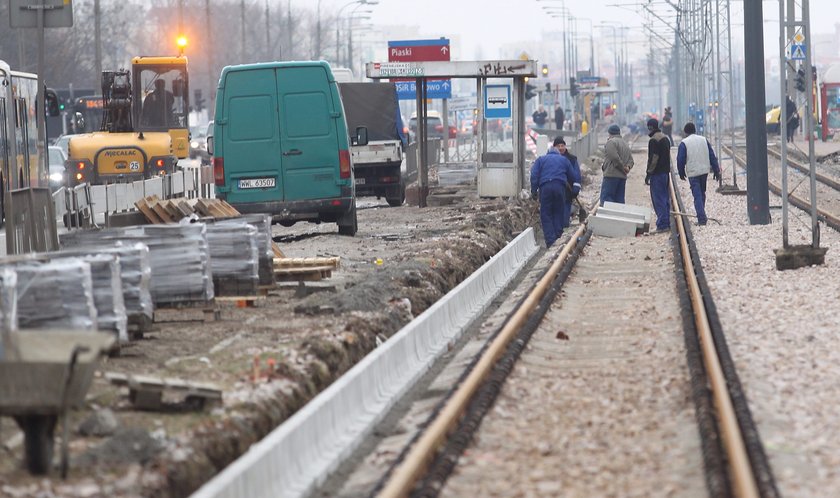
[204, 221, 259, 296]
[12, 259, 97, 330]
[62, 224, 214, 306]
[60, 243, 154, 327]
[217, 214, 274, 287]
[52, 254, 128, 342]
[0, 269, 17, 359]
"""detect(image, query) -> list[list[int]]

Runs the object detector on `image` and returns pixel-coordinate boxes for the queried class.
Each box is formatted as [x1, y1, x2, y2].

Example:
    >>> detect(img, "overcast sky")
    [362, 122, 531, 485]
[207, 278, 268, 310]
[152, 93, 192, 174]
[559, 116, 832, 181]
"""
[307, 0, 839, 62]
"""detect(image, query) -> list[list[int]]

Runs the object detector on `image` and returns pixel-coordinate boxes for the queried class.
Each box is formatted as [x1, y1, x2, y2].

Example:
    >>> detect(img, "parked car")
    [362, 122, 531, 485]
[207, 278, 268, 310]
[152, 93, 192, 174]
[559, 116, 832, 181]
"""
[189, 126, 211, 165]
[211, 61, 365, 236]
[48, 145, 67, 190]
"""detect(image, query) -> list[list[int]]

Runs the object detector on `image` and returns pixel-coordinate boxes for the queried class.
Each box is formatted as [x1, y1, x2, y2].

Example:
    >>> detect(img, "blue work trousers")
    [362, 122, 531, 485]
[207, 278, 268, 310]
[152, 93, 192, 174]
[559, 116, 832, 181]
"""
[689, 174, 709, 224]
[649, 172, 671, 230]
[539, 180, 567, 248]
[600, 177, 626, 206]
[563, 196, 573, 228]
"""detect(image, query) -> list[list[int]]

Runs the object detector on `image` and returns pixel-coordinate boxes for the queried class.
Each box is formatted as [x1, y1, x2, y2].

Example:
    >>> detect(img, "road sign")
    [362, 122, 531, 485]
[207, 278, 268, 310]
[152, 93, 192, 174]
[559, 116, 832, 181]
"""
[485, 85, 511, 119]
[790, 44, 807, 60]
[10, 0, 74, 28]
[388, 38, 451, 100]
[447, 96, 475, 112]
[394, 79, 452, 100]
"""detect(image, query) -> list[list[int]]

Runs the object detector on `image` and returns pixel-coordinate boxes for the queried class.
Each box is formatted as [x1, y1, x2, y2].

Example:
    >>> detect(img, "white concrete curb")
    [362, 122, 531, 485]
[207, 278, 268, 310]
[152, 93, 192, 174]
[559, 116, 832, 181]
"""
[191, 228, 539, 498]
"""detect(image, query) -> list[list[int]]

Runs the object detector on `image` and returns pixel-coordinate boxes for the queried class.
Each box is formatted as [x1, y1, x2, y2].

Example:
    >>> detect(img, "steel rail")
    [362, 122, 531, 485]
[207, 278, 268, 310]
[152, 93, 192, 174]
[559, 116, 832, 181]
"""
[724, 144, 840, 231]
[376, 222, 589, 498]
[670, 177, 760, 498]
[766, 145, 840, 192]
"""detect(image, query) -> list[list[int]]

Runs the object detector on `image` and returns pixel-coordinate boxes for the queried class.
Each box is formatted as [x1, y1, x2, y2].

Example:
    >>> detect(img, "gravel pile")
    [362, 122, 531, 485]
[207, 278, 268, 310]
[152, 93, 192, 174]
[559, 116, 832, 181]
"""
[676, 174, 840, 497]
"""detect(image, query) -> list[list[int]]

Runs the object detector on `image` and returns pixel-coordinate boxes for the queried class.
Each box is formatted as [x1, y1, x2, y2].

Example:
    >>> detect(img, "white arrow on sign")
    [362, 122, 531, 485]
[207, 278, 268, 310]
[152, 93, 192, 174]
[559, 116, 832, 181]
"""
[441, 46, 449, 55]
[441, 81, 450, 89]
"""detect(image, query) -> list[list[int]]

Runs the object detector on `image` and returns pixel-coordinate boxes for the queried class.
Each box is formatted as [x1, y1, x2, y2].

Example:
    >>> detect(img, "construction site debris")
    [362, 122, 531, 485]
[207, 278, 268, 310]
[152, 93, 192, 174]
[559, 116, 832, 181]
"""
[134, 195, 241, 224]
[105, 372, 223, 411]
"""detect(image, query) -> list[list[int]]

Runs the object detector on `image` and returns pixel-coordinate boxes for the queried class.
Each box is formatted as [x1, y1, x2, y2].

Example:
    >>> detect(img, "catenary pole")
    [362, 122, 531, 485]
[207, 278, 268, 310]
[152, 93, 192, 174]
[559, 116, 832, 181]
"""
[743, 0, 771, 224]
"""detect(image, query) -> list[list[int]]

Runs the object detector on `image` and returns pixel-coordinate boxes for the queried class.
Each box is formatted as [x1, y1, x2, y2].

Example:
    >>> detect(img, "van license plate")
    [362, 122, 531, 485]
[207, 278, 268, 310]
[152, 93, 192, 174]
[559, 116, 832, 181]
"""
[355, 178, 365, 185]
[239, 178, 276, 189]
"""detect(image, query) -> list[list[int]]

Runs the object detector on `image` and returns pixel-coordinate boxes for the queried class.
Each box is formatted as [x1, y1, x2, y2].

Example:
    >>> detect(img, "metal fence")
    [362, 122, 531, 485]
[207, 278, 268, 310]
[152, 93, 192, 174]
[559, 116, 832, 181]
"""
[569, 131, 599, 160]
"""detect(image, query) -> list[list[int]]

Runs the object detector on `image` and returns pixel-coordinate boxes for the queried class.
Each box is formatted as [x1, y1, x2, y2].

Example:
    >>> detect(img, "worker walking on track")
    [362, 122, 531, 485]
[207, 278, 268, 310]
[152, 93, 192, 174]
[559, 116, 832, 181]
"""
[556, 138, 582, 228]
[676, 122, 720, 226]
[645, 118, 672, 232]
[600, 124, 634, 206]
[531, 136, 577, 248]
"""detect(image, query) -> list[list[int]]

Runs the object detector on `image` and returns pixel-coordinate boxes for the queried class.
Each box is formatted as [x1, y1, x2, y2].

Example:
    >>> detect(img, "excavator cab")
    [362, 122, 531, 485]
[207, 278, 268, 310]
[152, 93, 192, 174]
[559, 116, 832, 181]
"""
[132, 56, 190, 159]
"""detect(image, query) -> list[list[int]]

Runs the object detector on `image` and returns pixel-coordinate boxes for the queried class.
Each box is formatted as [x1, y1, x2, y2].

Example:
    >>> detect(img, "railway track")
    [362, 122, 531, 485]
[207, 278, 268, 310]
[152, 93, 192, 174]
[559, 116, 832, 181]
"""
[362, 175, 778, 497]
[723, 144, 840, 231]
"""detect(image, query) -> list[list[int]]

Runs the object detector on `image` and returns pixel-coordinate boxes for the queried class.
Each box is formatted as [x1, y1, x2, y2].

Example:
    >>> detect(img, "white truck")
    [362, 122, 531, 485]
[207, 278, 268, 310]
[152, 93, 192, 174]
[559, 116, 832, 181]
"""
[338, 82, 406, 207]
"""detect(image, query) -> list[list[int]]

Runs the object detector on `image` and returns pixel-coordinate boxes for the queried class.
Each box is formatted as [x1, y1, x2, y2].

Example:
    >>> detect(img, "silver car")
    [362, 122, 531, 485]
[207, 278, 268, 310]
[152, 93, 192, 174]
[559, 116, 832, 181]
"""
[48, 146, 67, 190]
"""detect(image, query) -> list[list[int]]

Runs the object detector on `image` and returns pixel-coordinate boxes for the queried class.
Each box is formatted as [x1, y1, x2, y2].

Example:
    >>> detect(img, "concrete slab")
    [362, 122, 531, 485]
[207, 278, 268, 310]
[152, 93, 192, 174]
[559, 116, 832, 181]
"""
[603, 201, 652, 224]
[588, 213, 641, 237]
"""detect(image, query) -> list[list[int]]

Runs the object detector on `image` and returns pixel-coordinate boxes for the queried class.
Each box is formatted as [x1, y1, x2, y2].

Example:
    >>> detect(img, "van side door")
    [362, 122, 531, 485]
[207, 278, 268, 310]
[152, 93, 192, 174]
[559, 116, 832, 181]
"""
[223, 69, 284, 203]
[275, 66, 342, 202]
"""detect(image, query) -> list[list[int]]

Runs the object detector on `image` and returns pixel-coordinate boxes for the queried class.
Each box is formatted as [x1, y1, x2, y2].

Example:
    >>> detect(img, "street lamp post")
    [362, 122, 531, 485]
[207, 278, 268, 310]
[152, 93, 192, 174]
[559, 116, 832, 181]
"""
[347, 10, 372, 75]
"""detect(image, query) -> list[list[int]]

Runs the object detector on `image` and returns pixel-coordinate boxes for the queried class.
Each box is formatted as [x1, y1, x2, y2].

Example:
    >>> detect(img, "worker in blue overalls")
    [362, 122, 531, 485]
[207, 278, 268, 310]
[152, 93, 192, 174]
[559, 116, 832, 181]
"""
[530, 136, 577, 247]
[556, 138, 582, 228]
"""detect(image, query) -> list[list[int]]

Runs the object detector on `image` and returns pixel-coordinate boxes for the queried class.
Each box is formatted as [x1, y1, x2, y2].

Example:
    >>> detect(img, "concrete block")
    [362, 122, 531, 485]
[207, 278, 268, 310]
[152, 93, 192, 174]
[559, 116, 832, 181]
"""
[589, 213, 640, 237]
[603, 201, 652, 224]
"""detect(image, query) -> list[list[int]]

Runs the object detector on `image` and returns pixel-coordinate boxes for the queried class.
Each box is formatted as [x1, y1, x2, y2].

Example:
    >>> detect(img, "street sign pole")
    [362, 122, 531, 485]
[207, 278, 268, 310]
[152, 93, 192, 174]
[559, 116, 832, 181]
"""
[37, 3, 46, 183]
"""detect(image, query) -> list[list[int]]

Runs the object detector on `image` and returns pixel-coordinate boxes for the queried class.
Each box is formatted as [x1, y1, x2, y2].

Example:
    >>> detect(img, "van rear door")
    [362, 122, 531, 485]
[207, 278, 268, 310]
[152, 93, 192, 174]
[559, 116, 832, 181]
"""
[275, 66, 342, 202]
[223, 69, 283, 204]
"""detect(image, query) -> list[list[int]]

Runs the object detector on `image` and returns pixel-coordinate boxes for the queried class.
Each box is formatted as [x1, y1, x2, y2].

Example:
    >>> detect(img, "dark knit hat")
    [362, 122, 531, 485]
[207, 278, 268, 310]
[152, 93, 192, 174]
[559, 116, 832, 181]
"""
[553, 136, 566, 146]
[647, 118, 659, 130]
[608, 124, 621, 135]
[683, 122, 696, 135]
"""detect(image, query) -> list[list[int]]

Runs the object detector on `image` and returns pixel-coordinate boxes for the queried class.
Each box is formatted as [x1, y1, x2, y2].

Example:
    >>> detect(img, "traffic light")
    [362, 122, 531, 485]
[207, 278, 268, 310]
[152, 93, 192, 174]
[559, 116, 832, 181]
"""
[525, 82, 537, 100]
[194, 89, 205, 112]
[541, 64, 549, 77]
[795, 68, 806, 92]
[569, 77, 579, 97]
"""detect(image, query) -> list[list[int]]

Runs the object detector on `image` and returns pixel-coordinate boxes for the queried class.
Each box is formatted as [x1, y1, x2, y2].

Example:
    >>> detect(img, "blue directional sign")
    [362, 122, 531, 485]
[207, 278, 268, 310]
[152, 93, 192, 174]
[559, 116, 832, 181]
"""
[395, 79, 453, 100]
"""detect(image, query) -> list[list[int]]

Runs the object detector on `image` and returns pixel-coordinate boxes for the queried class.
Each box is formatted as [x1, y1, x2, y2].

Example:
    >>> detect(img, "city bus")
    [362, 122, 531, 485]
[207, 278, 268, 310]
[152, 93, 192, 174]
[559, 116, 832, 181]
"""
[0, 60, 59, 220]
[69, 95, 105, 134]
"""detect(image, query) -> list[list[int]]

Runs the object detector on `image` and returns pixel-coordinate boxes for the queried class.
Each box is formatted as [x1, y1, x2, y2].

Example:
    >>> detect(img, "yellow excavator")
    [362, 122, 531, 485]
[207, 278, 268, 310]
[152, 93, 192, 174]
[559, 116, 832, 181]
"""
[66, 56, 190, 186]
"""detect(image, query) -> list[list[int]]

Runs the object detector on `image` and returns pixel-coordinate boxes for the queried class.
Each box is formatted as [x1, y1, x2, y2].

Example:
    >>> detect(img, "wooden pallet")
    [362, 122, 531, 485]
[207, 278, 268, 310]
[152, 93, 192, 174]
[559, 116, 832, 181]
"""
[215, 294, 267, 308]
[153, 300, 219, 323]
[105, 372, 222, 411]
[272, 256, 340, 282]
[134, 195, 242, 224]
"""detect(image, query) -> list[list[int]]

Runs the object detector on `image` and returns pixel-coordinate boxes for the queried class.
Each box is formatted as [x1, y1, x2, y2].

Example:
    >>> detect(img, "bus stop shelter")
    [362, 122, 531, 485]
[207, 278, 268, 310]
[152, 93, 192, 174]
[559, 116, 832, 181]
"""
[365, 60, 538, 207]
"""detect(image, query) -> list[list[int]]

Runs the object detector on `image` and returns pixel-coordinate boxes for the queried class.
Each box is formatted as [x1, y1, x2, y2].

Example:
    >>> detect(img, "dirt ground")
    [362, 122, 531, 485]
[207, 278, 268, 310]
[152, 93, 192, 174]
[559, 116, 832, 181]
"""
[0, 185, 538, 497]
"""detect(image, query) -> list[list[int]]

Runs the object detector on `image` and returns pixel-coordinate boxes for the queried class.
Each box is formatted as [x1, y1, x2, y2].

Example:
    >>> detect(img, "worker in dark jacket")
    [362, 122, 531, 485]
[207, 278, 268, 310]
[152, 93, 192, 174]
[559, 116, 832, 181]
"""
[556, 138, 582, 227]
[531, 136, 576, 247]
[677, 122, 720, 225]
[645, 118, 672, 232]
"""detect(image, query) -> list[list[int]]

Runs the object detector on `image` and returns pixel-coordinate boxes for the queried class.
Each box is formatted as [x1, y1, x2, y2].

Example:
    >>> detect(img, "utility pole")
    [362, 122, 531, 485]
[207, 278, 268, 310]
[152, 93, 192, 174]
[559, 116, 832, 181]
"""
[743, 0, 771, 224]
[287, 1, 293, 60]
[206, 0, 215, 115]
[240, 0, 246, 62]
[265, 0, 271, 59]
[94, 0, 102, 86]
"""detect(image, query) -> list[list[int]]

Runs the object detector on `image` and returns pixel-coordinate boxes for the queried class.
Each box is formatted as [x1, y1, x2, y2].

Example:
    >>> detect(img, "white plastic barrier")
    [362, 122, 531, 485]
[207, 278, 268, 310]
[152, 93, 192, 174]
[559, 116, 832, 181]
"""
[55, 169, 203, 227]
[191, 228, 540, 498]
